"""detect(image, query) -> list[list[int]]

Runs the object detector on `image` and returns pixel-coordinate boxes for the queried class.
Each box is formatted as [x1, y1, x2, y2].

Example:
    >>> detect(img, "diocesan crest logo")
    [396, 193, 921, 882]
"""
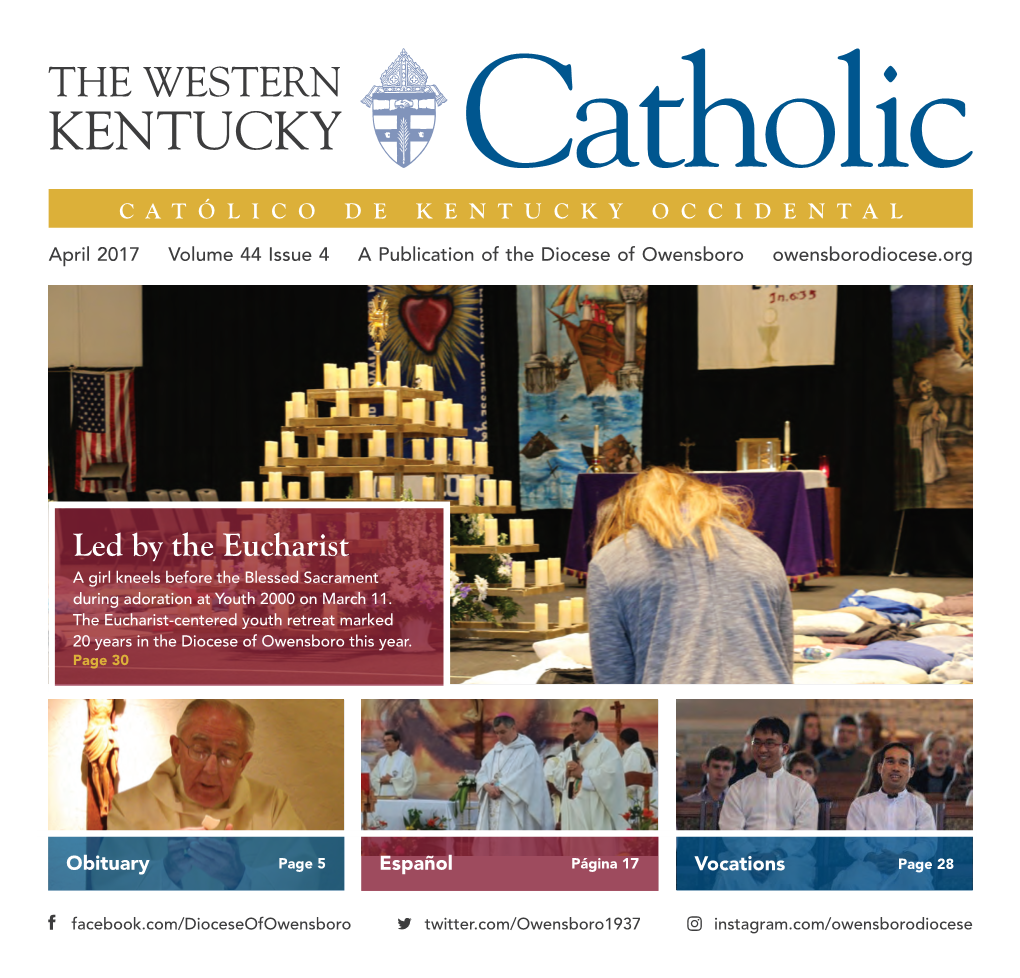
[361, 49, 446, 168]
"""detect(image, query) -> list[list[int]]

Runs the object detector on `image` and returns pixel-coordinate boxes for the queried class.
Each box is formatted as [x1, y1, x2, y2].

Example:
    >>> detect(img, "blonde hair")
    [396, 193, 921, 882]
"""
[590, 466, 754, 560]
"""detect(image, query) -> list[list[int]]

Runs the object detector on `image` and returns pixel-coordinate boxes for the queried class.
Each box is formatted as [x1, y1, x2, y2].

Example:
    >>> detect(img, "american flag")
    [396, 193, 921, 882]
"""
[73, 369, 136, 492]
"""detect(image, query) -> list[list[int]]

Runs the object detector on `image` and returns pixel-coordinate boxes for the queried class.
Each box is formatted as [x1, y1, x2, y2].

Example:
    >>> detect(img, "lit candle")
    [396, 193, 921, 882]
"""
[451, 403, 464, 429]
[434, 400, 448, 429]
[499, 481, 512, 506]
[483, 479, 497, 506]
[241, 481, 255, 502]
[511, 561, 526, 589]
[287, 482, 301, 500]
[310, 472, 325, 499]
[324, 363, 337, 388]
[594, 424, 600, 456]
[784, 420, 791, 454]
[336, 391, 350, 416]
[268, 471, 283, 499]
[359, 470, 374, 499]
[346, 512, 360, 539]
[434, 437, 447, 463]
[558, 599, 573, 627]
[412, 440, 425, 460]
[281, 431, 296, 457]
[423, 476, 435, 500]
[383, 390, 398, 417]
[325, 430, 338, 456]
[336, 367, 349, 389]
[484, 518, 498, 545]
[286, 555, 302, 576]
[535, 559, 549, 586]
[534, 603, 549, 630]
[285, 400, 293, 425]
[523, 520, 535, 545]
[459, 475, 475, 506]
[378, 476, 394, 499]
[475, 442, 488, 468]
[571, 596, 585, 623]
[411, 398, 426, 424]
[386, 361, 401, 388]
[548, 557, 562, 585]
[298, 514, 313, 539]
[292, 392, 306, 419]
[265, 440, 278, 467]
[371, 430, 387, 458]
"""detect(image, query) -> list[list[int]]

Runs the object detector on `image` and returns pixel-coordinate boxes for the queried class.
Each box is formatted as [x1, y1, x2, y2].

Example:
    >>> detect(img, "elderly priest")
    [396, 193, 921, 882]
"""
[476, 714, 555, 831]
[370, 729, 418, 799]
[109, 699, 305, 830]
[554, 707, 629, 831]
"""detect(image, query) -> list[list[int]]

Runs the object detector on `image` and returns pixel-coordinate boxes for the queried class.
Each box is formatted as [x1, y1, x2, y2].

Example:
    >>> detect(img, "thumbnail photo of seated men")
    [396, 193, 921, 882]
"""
[676, 698, 972, 832]
[49, 698, 344, 831]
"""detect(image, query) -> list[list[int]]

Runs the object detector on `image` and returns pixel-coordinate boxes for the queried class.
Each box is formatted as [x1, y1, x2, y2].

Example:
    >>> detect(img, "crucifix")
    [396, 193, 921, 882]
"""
[611, 700, 626, 747]
[679, 437, 695, 473]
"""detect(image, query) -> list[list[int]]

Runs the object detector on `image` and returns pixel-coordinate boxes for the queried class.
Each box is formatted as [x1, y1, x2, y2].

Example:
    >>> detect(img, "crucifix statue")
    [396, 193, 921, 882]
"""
[83, 699, 119, 828]
[610, 700, 626, 747]
[679, 437, 695, 474]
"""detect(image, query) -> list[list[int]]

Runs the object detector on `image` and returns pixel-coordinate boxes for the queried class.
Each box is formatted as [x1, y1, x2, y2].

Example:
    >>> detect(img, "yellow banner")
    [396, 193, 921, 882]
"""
[49, 188, 972, 228]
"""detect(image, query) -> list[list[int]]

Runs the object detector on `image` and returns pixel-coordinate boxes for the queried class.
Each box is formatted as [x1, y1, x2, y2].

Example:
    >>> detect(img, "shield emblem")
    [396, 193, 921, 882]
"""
[362, 49, 446, 168]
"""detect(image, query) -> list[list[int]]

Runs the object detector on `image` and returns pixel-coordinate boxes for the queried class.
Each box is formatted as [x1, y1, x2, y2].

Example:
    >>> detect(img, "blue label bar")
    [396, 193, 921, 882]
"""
[676, 836, 972, 890]
[49, 837, 344, 890]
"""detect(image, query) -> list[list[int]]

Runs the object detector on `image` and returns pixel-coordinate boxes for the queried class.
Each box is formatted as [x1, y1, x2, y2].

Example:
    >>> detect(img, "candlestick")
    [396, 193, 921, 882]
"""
[383, 390, 398, 417]
[287, 482, 301, 500]
[378, 476, 394, 499]
[571, 596, 585, 623]
[240, 481, 255, 502]
[324, 363, 337, 389]
[310, 472, 325, 499]
[386, 361, 401, 388]
[784, 420, 791, 454]
[483, 479, 497, 507]
[359, 470, 374, 499]
[548, 557, 562, 585]
[534, 603, 549, 630]
[336, 391, 350, 416]
[499, 480, 512, 506]
[325, 430, 338, 456]
[459, 475, 475, 506]
[336, 367, 349, 389]
[423, 476, 435, 500]
[511, 561, 526, 589]
[434, 437, 448, 463]
[265, 440, 278, 467]
[412, 440, 426, 460]
[484, 518, 498, 546]
[535, 559, 549, 586]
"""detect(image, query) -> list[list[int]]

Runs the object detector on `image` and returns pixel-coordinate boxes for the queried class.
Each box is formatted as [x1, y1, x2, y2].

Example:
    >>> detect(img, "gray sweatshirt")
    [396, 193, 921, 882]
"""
[587, 523, 793, 684]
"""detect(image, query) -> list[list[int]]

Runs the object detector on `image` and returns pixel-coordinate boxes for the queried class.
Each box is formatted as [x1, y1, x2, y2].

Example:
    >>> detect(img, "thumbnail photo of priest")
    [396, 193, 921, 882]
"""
[554, 708, 630, 831]
[476, 714, 555, 830]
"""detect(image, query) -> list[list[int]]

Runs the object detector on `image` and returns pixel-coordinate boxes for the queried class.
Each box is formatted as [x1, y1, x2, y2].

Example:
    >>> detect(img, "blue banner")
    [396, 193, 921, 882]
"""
[676, 836, 972, 890]
[49, 836, 344, 891]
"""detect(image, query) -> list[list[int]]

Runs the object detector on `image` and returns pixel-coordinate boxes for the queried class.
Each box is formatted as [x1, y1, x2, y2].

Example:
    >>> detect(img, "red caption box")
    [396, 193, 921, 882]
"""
[54, 505, 445, 685]
[361, 837, 658, 891]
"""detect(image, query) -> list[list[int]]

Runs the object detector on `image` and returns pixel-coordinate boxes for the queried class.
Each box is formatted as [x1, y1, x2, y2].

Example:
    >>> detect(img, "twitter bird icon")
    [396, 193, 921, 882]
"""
[398, 918, 411, 930]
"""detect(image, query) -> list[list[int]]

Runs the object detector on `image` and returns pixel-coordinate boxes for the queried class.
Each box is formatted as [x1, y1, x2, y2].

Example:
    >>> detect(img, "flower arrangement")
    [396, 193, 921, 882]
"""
[377, 509, 445, 612]
[624, 803, 658, 831]
[451, 508, 522, 622]
[402, 808, 450, 831]
[449, 772, 477, 813]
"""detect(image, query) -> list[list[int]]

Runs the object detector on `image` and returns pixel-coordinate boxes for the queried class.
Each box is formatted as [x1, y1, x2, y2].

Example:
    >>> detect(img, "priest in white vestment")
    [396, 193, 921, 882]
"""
[833, 743, 937, 890]
[370, 729, 418, 799]
[620, 727, 652, 809]
[476, 714, 555, 830]
[717, 717, 817, 889]
[109, 699, 305, 831]
[554, 707, 629, 831]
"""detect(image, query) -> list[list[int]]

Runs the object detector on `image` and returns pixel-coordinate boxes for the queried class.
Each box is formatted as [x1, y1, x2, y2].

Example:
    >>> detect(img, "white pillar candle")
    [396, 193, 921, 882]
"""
[252, 514, 268, 540]
[330, 407, 337, 417]
[558, 599, 573, 627]
[310, 472, 325, 499]
[216, 521, 230, 554]
[511, 561, 526, 589]
[534, 603, 549, 630]
[346, 512, 360, 540]
[548, 557, 562, 585]
[499, 481, 512, 506]
[594, 424, 600, 456]
[336, 367, 349, 389]
[268, 471, 283, 499]
[317, 444, 326, 458]
[433, 437, 447, 463]
[484, 518, 498, 545]
[359, 470, 374, 499]
[241, 481, 255, 502]
[571, 596, 585, 623]
[423, 476, 435, 500]
[475, 441, 488, 468]
[784, 420, 791, 454]
[451, 403, 464, 429]
[336, 391, 350, 416]
[371, 430, 387, 458]
[459, 475, 475, 506]
[359, 403, 371, 417]
[291, 392, 306, 419]
[241, 520, 254, 543]
[287, 482, 301, 500]
[412, 440, 425, 460]
[386, 361, 401, 388]
[285, 400, 293, 425]
[265, 441, 278, 467]
[414, 364, 426, 388]
[426, 366, 435, 391]
[335, 554, 350, 576]
[483, 479, 497, 507]
[383, 390, 398, 417]
[261, 481, 270, 500]
[324, 363, 337, 389]
[411, 398, 426, 424]
[534, 559, 549, 586]
[354, 362, 369, 388]
[280, 432, 295, 458]
[286, 555, 302, 576]
[324, 430, 338, 456]
[378, 476, 394, 499]
[523, 520, 535, 545]
[434, 400, 448, 429]
[462, 440, 474, 467]
[201, 559, 216, 579]
[509, 519, 521, 545]
[298, 514, 313, 539]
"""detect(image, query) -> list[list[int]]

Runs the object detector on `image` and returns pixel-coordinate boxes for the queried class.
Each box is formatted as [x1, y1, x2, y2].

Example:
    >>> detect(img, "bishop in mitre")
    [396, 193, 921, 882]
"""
[554, 707, 629, 831]
[370, 729, 417, 799]
[476, 714, 555, 831]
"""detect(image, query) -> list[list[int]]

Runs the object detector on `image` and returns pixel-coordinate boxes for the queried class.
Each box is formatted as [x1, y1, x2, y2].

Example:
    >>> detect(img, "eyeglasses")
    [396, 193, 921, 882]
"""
[180, 739, 244, 768]
[750, 739, 785, 749]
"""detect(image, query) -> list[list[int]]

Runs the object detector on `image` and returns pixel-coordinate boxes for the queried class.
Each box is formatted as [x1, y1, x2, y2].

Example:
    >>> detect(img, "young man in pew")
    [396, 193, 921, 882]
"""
[785, 751, 820, 793]
[683, 746, 736, 805]
[817, 716, 870, 774]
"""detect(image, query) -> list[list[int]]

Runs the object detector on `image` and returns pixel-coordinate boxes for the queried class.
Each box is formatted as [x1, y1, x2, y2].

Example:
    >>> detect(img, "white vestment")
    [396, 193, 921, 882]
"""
[719, 768, 818, 831]
[476, 733, 555, 831]
[371, 750, 417, 799]
[554, 732, 629, 831]
[622, 741, 652, 808]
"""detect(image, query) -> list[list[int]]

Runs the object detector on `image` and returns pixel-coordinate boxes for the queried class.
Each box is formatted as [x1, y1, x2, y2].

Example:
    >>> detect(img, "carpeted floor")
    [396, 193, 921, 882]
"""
[448, 574, 973, 683]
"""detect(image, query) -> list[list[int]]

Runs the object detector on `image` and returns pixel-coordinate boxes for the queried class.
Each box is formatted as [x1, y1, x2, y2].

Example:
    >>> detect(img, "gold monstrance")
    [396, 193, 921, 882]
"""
[368, 295, 389, 387]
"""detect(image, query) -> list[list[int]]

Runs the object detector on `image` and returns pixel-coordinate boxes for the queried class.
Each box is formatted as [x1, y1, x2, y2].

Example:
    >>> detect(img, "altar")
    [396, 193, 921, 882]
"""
[373, 798, 462, 830]
[565, 470, 834, 583]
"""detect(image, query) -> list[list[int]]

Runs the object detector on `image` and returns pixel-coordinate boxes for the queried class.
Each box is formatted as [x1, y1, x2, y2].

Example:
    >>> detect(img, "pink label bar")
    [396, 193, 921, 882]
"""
[361, 837, 658, 891]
